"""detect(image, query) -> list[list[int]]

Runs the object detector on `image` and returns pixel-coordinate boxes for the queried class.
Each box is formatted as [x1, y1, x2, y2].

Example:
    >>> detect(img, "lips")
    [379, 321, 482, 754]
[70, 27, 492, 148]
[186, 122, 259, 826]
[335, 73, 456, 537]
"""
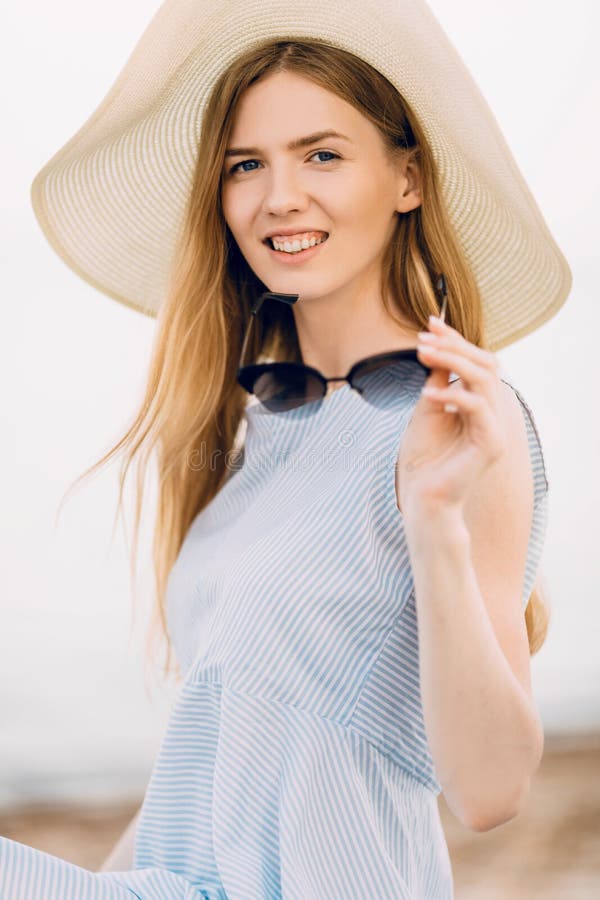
[262, 230, 329, 246]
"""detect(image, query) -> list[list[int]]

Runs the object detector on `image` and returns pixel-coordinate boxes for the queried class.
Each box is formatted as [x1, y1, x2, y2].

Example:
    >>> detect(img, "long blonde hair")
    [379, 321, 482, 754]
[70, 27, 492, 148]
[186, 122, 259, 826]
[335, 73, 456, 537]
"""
[65, 39, 549, 681]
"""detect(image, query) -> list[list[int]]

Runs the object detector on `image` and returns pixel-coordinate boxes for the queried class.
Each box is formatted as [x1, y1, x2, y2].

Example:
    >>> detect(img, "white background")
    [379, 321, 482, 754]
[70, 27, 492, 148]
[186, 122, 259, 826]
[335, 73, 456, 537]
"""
[0, 1, 598, 808]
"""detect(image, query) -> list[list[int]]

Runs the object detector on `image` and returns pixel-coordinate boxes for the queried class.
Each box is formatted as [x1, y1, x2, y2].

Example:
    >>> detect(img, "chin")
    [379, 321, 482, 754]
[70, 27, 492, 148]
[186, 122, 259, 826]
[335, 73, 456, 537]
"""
[265, 279, 338, 303]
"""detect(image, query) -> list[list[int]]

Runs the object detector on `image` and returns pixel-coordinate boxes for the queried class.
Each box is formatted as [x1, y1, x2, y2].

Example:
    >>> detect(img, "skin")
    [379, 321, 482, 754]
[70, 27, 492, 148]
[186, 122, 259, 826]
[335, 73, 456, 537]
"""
[221, 70, 544, 831]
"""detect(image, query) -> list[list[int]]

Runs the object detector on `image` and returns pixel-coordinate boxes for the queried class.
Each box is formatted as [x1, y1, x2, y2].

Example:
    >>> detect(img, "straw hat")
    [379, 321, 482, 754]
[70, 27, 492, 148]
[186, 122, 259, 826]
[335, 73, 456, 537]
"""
[31, 0, 571, 350]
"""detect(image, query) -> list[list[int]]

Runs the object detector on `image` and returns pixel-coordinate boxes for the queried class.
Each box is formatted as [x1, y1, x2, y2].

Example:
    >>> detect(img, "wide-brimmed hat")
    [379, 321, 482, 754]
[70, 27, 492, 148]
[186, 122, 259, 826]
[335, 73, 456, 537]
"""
[31, 0, 571, 350]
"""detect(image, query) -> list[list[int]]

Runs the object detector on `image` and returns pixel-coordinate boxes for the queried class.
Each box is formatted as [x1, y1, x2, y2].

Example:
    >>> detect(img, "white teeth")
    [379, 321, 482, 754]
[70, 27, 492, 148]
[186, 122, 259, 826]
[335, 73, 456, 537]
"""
[271, 234, 326, 253]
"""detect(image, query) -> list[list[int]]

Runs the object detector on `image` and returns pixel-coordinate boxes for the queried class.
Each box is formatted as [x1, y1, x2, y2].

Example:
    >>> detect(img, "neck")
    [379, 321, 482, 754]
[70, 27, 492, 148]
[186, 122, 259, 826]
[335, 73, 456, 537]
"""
[292, 285, 419, 378]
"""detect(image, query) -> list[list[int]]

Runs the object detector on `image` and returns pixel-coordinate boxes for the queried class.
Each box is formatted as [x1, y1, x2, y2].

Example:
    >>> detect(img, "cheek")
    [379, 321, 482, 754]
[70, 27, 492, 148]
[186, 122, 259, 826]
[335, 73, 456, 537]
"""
[222, 190, 259, 243]
[353, 180, 398, 238]
[222, 180, 245, 217]
[322, 176, 384, 226]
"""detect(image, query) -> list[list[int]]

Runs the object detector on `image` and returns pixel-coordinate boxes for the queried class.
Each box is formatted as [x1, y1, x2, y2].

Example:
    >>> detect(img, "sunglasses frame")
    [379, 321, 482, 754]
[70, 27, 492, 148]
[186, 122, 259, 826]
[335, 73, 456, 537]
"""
[237, 351, 433, 404]
[236, 277, 448, 410]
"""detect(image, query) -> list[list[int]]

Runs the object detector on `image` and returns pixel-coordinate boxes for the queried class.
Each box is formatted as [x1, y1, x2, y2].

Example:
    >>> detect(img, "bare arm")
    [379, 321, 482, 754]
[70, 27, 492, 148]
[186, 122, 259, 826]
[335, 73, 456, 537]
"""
[406, 507, 542, 832]
[98, 807, 141, 872]
[402, 385, 544, 833]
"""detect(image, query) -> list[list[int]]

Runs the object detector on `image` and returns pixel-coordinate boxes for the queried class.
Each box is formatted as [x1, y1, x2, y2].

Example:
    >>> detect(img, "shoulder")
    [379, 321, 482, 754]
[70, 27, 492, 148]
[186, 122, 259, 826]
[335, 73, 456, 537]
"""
[448, 373, 532, 456]
[448, 374, 533, 524]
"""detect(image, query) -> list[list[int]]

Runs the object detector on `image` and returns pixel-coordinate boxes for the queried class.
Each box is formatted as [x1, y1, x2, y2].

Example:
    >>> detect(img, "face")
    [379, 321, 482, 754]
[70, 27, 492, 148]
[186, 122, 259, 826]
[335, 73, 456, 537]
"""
[221, 70, 421, 305]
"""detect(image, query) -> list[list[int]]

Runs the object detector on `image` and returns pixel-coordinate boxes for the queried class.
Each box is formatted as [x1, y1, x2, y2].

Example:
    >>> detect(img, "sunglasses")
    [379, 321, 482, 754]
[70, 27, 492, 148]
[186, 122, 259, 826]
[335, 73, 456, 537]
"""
[236, 275, 448, 413]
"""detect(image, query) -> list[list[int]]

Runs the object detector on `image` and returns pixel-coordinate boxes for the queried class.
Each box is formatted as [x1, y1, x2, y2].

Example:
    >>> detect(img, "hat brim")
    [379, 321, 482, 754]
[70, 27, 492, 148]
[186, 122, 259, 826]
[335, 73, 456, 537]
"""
[31, 0, 572, 349]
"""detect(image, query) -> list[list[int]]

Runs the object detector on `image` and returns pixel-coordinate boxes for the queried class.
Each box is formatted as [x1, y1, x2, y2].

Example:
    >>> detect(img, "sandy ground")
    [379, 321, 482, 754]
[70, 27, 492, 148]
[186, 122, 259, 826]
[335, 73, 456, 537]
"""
[1, 733, 599, 899]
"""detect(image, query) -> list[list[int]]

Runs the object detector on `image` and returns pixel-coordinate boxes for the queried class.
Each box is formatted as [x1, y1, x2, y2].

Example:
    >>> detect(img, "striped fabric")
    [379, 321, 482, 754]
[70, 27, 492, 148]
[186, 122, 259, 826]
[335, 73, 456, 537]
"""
[0, 362, 549, 899]
[499, 378, 550, 602]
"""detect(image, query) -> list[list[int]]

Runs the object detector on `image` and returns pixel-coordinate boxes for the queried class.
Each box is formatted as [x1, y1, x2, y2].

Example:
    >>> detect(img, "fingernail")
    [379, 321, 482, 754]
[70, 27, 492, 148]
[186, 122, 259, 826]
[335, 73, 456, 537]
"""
[429, 315, 444, 326]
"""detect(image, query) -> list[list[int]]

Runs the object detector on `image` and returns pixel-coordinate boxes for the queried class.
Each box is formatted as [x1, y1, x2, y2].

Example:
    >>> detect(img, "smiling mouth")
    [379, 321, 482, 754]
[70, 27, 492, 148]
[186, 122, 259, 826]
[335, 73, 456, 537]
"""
[264, 232, 329, 254]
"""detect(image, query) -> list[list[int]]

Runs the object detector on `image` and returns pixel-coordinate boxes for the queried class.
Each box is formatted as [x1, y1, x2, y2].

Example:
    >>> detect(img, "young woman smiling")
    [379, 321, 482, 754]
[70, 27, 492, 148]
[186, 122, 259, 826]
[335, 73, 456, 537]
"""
[2, 1, 571, 897]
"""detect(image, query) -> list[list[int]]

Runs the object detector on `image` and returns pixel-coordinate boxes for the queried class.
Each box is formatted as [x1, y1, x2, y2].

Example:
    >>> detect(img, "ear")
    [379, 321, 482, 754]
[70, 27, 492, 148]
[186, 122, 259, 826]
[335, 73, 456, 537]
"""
[395, 152, 422, 214]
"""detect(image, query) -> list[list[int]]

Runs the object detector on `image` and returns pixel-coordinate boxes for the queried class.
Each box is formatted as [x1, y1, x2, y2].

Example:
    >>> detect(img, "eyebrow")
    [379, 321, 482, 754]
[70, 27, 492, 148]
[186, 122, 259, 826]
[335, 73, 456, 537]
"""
[224, 129, 352, 158]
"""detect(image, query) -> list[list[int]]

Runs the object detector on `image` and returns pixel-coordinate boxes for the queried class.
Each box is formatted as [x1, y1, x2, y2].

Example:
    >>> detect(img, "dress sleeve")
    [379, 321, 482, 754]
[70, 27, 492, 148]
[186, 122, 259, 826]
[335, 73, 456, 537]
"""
[499, 377, 550, 609]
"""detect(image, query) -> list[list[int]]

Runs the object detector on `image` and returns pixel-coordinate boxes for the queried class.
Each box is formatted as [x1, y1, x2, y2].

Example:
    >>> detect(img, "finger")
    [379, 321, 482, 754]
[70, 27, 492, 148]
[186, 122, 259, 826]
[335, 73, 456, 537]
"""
[421, 382, 484, 415]
[417, 343, 496, 391]
[423, 361, 451, 391]
[421, 318, 497, 371]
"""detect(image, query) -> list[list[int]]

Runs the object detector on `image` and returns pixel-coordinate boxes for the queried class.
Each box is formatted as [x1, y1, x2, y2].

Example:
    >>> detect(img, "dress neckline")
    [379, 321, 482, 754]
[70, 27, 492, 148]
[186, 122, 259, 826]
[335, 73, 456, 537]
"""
[244, 381, 354, 423]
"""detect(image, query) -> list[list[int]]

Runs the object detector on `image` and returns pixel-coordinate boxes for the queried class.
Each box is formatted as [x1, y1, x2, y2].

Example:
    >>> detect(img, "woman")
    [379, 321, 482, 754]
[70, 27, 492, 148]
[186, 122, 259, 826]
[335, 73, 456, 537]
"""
[1, 1, 571, 897]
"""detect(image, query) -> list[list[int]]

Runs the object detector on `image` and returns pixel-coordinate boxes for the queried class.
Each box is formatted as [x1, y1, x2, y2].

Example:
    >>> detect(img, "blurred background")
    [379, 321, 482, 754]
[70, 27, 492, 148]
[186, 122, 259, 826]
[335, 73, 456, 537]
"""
[1, 0, 598, 897]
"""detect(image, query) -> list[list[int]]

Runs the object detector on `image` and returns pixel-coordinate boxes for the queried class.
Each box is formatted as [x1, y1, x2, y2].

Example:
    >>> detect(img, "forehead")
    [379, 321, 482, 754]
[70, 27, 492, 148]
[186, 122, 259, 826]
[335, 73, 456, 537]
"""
[227, 70, 371, 143]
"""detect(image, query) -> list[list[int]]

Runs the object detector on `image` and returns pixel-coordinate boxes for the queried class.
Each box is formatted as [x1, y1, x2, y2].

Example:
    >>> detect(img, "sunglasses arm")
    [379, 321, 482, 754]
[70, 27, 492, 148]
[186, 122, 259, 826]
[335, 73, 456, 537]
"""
[238, 311, 258, 370]
[238, 291, 300, 370]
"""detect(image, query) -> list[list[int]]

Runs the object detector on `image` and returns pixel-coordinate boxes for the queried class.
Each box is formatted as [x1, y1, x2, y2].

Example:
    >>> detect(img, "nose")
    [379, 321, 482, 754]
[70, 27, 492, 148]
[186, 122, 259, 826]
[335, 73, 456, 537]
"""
[261, 162, 309, 216]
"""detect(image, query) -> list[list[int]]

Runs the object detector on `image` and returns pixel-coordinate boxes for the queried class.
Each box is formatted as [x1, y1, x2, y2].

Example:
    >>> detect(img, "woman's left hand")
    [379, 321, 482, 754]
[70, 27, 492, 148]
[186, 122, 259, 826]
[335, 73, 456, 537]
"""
[396, 316, 510, 517]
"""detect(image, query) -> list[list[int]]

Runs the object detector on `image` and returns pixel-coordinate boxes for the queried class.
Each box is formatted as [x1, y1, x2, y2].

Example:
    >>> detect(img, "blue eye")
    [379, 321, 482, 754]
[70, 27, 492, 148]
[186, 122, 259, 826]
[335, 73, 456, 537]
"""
[311, 150, 339, 163]
[229, 159, 260, 174]
[228, 150, 340, 175]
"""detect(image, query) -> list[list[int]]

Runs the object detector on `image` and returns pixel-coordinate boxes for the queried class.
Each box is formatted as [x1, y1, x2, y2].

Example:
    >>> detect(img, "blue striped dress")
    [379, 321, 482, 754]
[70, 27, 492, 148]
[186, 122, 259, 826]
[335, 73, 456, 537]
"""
[0, 362, 549, 899]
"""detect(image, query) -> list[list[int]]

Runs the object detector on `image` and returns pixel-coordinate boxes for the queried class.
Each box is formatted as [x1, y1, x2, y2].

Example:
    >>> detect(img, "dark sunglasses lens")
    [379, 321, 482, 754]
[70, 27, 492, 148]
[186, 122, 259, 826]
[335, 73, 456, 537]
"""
[253, 364, 325, 412]
[351, 353, 426, 409]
